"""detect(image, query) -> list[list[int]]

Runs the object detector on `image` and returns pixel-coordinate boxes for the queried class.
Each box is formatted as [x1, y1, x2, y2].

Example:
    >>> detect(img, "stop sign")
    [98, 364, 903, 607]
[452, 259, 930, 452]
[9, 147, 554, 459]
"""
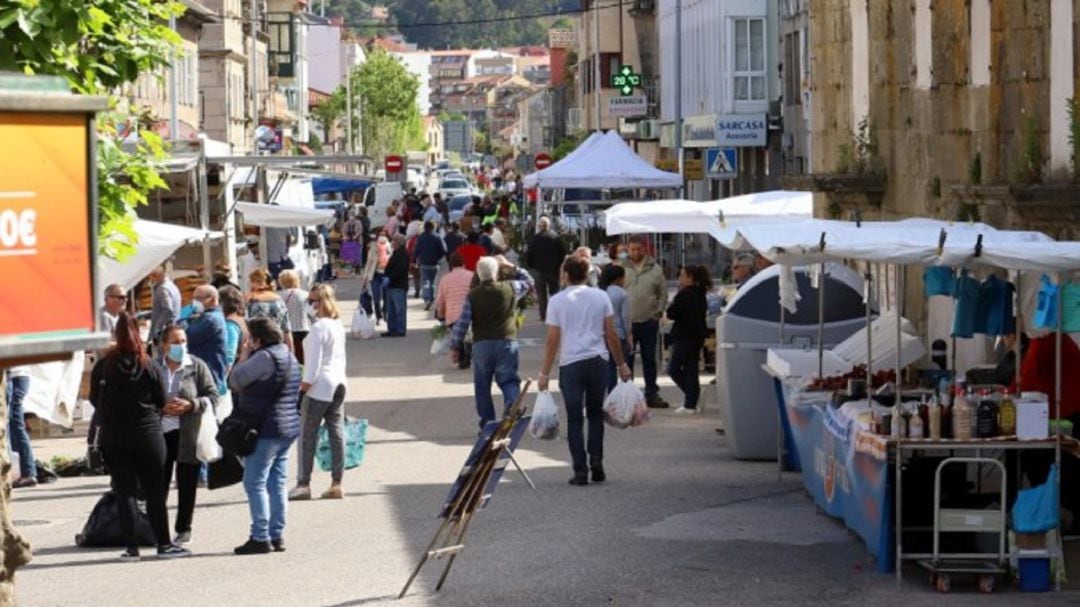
[385, 155, 404, 173]
[534, 153, 553, 170]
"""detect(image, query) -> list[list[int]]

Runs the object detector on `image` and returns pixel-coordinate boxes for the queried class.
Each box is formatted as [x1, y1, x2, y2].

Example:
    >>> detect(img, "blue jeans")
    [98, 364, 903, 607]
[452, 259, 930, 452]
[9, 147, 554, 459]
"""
[420, 265, 439, 305]
[471, 340, 521, 428]
[631, 319, 660, 398]
[362, 273, 388, 322]
[242, 437, 294, 542]
[6, 376, 34, 477]
[606, 338, 632, 393]
[560, 356, 607, 473]
[386, 288, 407, 335]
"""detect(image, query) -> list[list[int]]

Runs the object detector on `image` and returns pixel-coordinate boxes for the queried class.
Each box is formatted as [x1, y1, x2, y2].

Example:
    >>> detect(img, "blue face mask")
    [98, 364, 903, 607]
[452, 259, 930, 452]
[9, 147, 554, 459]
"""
[167, 343, 187, 364]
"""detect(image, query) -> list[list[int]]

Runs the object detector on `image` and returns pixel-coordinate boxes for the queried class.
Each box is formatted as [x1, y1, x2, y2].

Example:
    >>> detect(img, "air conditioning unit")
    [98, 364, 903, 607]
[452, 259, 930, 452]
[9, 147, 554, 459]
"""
[567, 108, 582, 131]
[637, 119, 659, 140]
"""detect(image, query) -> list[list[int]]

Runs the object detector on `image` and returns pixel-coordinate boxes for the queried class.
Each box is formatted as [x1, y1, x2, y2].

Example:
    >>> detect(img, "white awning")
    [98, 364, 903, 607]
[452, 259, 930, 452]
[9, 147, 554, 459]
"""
[605, 190, 812, 236]
[235, 202, 334, 228]
[523, 130, 682, 190]
[98, 220, 215, 290]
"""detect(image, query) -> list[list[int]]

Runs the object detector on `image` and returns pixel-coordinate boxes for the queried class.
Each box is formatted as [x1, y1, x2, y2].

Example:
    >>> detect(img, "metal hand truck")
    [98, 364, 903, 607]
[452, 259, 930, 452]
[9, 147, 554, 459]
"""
[918, 457, 1008, 593]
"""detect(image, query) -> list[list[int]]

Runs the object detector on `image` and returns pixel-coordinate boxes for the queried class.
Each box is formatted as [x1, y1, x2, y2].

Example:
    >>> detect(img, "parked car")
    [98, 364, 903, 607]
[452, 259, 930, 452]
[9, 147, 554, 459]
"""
[447, 194, 473, 223]
[439, 178, 472, 200]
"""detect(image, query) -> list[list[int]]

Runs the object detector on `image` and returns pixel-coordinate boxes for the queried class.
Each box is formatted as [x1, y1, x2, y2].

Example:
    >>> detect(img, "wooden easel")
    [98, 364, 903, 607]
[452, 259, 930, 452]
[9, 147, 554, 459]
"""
[398, 381, 533, 599]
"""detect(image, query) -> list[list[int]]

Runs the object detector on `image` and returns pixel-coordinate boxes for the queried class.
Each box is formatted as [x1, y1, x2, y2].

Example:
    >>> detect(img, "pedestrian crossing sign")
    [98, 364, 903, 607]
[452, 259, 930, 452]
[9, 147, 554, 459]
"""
[706, 148, 738, 179]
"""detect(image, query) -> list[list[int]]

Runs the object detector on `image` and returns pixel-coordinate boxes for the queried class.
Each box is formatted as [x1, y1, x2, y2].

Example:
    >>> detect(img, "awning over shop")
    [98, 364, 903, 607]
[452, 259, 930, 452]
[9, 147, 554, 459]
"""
[605, 190, 812, 236]
[523, 130, 682, 190]
[312, 177, 372, 196]
[235, 202, 335, 228]
[98, 220, 215, 291]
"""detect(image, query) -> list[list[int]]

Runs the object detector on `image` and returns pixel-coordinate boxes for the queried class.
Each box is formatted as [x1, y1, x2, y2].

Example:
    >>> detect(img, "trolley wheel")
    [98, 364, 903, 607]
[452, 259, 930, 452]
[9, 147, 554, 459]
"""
[935, 574, 951, 594]
[977, 575, 995, 594]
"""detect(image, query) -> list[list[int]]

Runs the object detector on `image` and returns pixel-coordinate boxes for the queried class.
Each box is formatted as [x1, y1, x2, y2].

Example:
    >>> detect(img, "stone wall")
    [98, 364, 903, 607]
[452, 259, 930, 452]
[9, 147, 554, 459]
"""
[807, 0, 1079, 227]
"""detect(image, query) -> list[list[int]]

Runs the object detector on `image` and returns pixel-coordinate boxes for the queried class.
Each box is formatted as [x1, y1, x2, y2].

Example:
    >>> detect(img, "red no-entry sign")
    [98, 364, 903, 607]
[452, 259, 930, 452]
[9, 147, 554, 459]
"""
[385, 155, 404, 173]
[534, 153, 552, 170]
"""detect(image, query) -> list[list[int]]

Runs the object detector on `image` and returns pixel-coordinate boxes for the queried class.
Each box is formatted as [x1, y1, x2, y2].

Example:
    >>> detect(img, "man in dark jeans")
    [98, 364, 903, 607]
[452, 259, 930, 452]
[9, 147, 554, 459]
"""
[383, 234, 410, 337]
[523, 216, 567, 322]
[539, 256, 631, 485]
[449, 256, 534, 429]
[412, 221, 446, 311]
[624, 236, 669, 408]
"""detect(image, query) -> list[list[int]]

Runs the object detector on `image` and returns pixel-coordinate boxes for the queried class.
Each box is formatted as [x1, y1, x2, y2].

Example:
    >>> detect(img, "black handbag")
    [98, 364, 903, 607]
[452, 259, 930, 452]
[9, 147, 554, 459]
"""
[75, 491, 156, 548]
[216, 352, 292, 456]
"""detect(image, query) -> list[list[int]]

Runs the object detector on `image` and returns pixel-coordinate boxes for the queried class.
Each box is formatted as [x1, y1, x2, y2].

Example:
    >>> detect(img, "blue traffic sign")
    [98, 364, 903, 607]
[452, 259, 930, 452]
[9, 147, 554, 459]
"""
[706, 148, 738, 179]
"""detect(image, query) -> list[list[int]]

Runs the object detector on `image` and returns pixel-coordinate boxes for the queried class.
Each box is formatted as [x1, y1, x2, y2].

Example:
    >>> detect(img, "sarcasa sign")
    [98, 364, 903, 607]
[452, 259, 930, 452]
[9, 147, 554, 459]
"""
[715, 114, 767, 147]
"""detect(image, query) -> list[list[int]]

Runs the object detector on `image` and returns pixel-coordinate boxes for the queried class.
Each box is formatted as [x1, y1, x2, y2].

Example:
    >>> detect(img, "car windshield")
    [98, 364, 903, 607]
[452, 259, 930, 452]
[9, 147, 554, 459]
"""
[449, 196, 471, 210]
[442, 180, 468, 189]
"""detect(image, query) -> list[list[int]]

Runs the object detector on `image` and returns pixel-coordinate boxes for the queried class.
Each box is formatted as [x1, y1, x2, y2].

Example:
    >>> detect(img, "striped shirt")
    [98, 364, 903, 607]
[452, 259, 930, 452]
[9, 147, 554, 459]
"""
[435, 268, 475, 326]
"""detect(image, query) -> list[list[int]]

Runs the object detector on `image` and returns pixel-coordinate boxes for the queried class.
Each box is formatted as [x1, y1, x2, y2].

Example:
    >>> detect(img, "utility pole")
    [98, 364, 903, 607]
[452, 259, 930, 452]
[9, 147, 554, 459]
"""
[250, 0, 259, 152]
[169, 13, 179, 142]
[674, 0, 683, 195]
[345, 69, 353, 154]
[593, 0, 602, 132]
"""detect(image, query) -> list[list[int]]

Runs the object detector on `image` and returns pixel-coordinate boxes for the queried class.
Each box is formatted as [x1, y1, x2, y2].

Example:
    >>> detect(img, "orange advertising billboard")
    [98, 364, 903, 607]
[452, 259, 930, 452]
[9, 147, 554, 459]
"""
[0, 111, 96, 352]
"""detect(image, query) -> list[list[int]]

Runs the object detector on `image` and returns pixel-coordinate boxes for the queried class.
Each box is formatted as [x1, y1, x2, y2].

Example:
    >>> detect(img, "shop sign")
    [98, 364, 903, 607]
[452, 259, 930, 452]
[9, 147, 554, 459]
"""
[0, 110, 100, 356]
[715, 114, 767, 147]
[608, 95, 647, 117]
[680, 114, 717, 148]
[655, 157, 704, 181]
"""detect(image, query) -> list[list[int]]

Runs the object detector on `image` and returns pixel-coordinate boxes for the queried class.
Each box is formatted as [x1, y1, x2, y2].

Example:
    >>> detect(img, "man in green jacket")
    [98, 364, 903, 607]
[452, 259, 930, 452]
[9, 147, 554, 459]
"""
[623, 236, 669, 408]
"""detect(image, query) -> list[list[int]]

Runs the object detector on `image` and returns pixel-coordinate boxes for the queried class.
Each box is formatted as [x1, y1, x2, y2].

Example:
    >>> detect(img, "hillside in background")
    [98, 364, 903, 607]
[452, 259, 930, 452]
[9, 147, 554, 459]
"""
[325, 0, 579, 48]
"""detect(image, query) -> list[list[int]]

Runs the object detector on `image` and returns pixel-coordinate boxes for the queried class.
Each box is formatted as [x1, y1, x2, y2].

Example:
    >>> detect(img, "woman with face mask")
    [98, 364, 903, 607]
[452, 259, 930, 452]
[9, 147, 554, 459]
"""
[155, 324, 220, 546]
[360, 230, 392, 325]
[89, 313, 190, 561]
[290, 284, 349, 501]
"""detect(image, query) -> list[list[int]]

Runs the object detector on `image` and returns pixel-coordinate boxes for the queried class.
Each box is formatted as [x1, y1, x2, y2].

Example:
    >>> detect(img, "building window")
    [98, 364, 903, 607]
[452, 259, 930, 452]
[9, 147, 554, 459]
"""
[733, 18, 766, 102]
[784, 31, 801, 105]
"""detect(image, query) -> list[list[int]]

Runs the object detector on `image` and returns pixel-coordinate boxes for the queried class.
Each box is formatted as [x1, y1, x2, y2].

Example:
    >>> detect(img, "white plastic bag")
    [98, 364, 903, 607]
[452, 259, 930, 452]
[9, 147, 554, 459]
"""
[603, 381, 644, 429]
[529, 391, 560, 440]
[430, 335, 450, 356]
[196, 404, 223, 463]
[215, 390, 233, 423]
[352, 308, 375, 340]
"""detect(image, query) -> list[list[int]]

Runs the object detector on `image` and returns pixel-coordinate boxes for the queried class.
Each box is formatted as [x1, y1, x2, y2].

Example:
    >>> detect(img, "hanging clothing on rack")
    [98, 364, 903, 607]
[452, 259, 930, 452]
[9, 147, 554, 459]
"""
[974, 274, 1016, 336]
[951, 270, 980, 338]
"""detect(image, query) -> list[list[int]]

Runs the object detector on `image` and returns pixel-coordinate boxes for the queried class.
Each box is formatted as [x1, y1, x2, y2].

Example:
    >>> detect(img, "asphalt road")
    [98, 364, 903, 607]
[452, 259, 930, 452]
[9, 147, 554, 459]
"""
[12, 279, 1079, 606]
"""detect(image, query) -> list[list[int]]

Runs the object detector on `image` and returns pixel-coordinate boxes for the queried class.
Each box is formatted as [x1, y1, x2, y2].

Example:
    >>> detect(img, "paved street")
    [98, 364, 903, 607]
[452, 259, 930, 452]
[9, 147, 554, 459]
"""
[12, 279, 1079, 606]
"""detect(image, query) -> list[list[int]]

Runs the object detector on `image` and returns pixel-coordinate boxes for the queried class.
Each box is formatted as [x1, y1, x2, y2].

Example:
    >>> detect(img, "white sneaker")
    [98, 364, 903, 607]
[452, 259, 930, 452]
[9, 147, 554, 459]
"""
[288, 486, 312, 501]
[674, 407, 699, 415]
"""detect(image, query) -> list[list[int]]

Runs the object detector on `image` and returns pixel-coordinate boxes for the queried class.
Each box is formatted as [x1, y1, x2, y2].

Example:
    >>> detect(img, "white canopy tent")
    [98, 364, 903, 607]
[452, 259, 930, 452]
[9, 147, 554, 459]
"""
[605, 190, 813, 237]
[234, 201, 334, 228]
[522, 130, 682, 190]
[98, 220, 216, 291]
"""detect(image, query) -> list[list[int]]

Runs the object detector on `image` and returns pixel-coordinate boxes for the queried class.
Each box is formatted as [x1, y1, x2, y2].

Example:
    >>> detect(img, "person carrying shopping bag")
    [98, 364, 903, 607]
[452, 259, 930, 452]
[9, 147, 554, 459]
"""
[290, 284, 349, 501]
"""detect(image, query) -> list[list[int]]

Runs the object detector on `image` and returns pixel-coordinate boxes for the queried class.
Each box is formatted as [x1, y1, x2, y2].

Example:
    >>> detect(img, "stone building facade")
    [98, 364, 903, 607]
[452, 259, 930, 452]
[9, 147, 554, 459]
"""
[799, 0, 1079, 239]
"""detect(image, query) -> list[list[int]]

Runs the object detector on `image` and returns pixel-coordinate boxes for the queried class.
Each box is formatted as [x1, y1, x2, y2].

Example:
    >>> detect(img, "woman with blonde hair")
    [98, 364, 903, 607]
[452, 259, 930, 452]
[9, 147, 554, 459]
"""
[276, 270, 310, 364]
[290, 283, 349, 500]
[246, 268, 293, 352]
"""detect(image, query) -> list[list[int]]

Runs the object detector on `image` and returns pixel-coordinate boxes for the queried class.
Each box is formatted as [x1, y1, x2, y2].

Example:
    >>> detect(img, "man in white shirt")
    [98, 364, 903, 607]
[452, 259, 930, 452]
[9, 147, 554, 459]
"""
[539, 256, 631, 486]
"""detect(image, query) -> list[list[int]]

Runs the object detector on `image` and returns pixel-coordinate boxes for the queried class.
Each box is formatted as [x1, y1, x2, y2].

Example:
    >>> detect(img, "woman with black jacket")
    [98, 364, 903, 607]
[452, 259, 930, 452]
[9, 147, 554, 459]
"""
[89, 312, 190, 561]
[666, 265, 712, 415]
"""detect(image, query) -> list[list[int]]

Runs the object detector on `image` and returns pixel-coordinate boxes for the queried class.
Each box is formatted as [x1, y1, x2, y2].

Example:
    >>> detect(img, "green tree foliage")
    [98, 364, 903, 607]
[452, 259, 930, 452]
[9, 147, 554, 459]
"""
[310, 87, 346, 144]
[350, 48, 426, 158]
[0, 0, 184, 261]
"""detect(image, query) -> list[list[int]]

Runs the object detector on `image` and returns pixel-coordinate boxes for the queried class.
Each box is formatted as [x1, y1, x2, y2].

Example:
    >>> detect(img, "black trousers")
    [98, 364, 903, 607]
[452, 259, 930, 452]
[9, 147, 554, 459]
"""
[163, 430, 201, 534]
[535, 272, 560, 321]
[668, 338, 703, 409]
[103, 431, 170, 550]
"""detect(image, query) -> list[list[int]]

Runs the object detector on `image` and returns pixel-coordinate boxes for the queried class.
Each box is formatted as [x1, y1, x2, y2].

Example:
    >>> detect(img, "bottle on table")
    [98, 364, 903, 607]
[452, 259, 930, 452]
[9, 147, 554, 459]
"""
[999, 389, 1017, 436]
[928, 396, 942, 440]
[909, 409, 925, 439]
[976, 389, 999, 438]
[953, 386, 973, 440]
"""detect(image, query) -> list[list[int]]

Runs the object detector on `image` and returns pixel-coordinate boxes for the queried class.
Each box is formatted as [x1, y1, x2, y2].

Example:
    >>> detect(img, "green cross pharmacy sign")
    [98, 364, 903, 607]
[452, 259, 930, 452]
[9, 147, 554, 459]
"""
[611, 65, 642, 96]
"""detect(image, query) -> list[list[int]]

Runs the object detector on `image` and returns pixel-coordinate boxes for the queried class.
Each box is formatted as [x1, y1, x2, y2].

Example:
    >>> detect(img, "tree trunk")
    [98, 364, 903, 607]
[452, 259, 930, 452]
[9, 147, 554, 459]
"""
[0, 372, 32, 603]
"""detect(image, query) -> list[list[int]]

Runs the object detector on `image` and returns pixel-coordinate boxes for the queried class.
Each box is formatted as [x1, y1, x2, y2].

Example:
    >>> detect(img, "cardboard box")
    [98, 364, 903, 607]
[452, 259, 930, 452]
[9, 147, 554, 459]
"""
[1017, 399, 1049, 440]
[1016, 532, 1048, 550]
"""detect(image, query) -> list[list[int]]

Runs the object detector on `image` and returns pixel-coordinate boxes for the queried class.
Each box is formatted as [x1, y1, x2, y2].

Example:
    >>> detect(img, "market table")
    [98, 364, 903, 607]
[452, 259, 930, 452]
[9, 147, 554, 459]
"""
[776, 379, 1061, 575]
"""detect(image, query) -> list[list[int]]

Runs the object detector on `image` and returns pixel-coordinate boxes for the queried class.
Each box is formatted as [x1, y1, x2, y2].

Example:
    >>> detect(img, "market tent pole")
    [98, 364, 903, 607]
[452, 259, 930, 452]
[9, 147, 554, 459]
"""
[1055, 271, 1063, 591]
[865, 262, 874, 383]
[777, 297, 786, 480]
[895, 265, 903, 411]
[816, 233, 827, 378]
[1015, 272, 1023, 388]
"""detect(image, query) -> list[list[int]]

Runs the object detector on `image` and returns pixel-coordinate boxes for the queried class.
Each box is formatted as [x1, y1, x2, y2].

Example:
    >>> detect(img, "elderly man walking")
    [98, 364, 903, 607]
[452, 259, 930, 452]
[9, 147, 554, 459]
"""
[624, 236, 669, 409]
[183, 285, 229, 394]
[523, 217, 566, 322]
[450, 257, 534, 429]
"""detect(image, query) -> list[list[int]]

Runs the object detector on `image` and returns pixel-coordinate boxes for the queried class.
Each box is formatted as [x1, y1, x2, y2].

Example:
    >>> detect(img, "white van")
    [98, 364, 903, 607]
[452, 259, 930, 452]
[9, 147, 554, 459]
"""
[363, 182, 404, 228]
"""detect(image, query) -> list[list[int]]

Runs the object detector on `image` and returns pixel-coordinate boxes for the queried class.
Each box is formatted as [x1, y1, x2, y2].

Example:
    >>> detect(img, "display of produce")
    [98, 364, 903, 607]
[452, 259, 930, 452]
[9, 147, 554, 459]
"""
[806, 365, 897, 392]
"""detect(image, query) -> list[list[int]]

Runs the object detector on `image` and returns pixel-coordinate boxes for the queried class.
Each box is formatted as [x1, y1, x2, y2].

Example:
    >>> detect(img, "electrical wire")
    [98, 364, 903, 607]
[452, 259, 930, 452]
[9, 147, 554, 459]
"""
[220, 0, 630, 31]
